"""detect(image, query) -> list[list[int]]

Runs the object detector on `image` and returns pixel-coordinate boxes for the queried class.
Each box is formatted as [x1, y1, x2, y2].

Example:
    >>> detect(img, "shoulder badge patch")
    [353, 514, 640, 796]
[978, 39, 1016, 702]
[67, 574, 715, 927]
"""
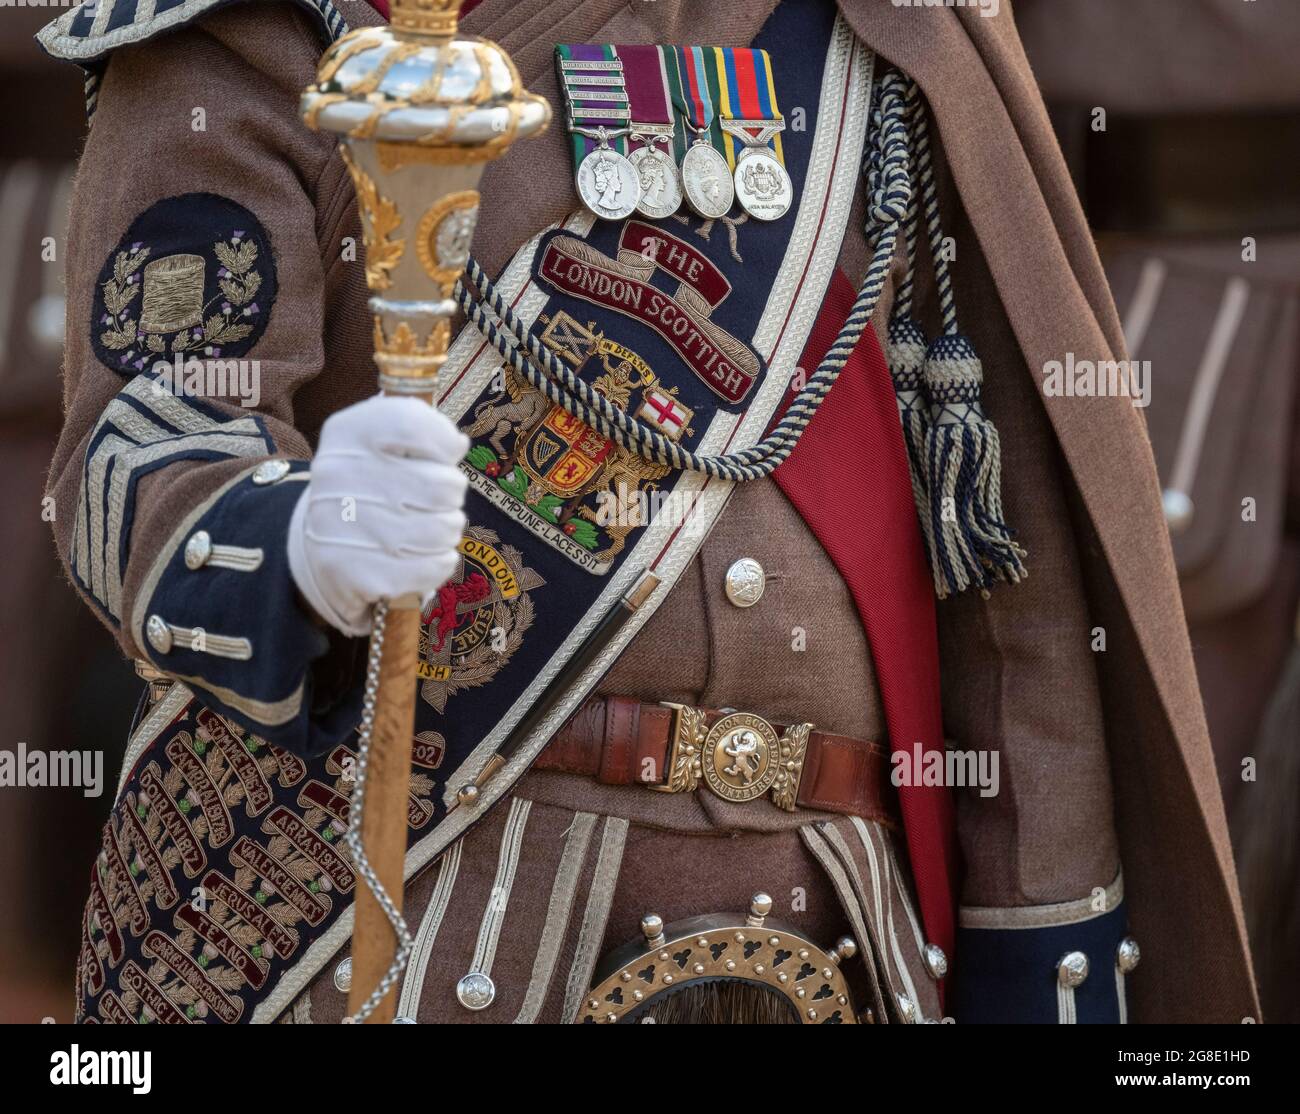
[92, 194, 277, 376]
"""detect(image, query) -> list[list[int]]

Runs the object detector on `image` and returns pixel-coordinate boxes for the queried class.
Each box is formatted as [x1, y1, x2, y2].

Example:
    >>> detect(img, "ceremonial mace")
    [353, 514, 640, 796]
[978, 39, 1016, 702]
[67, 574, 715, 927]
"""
[301, 0, 550, 1022]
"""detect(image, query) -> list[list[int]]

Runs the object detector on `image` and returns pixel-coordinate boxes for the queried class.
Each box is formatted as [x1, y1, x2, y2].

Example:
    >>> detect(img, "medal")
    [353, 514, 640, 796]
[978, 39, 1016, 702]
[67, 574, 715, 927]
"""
[615, 45, 684, 219]
[629, 138, 683, 219]
[733, 148, 793, 220]
[715, 48, 792, 221]
[733, 147, 793, 220]
[722, 119, 793, 221]
[670, 47, 734, 219]
[681, 130, 734, 219]
[557, 46, 643, 221]
[573, 128, 642, 221]
[556, 42, 794, 224]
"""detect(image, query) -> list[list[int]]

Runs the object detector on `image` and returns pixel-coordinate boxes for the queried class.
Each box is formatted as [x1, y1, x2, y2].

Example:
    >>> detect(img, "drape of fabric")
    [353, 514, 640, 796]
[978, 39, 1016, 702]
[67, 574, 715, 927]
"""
[1017, 0, 1300, 113]
[1020, 0, 1300, 1023]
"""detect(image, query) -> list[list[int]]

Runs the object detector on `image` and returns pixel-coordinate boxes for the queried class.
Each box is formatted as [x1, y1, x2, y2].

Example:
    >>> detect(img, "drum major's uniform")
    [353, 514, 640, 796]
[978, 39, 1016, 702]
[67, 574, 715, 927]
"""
[37, 0, 1258, 1024]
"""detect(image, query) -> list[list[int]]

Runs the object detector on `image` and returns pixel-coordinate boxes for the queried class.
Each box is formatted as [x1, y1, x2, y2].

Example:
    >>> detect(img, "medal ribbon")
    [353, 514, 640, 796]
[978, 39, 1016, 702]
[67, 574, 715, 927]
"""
[713, 47, 785, 170]
[559, 44, 787, 174]
[670, 46, 727, 155]
[556, 43, 630, 164]
[613, 44, 677, 154]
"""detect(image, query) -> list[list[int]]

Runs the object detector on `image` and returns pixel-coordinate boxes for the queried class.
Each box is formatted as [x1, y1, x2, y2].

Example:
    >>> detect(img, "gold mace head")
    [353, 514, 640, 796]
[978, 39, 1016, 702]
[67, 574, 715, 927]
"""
[301, 0, 550, 394]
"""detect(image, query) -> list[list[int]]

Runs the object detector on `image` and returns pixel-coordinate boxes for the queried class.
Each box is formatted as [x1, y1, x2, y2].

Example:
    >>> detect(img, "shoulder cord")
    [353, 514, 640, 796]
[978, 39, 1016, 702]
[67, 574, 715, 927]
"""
[892, 80, 923, 321]
[453, 70, 915, 483]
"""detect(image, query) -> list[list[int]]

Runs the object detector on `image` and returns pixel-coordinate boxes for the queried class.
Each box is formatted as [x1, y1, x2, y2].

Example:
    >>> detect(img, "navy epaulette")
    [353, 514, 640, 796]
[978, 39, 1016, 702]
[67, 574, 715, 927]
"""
[36, 0, 350, 117]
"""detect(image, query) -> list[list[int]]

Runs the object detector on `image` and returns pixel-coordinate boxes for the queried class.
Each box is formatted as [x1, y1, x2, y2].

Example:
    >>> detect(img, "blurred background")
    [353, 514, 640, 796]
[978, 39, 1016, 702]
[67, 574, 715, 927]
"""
[1, 0, 1296, 1022]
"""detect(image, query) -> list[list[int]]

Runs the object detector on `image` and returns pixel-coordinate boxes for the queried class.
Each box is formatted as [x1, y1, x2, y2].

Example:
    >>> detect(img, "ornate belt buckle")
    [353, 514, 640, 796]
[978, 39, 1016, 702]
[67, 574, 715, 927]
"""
[657, 702, 812, 811]
[654, 702, 706, 793]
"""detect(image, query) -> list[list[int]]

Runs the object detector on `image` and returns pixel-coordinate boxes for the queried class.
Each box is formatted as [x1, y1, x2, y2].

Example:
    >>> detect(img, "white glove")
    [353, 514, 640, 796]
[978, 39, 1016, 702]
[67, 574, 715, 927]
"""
[288, 395, 470, 638]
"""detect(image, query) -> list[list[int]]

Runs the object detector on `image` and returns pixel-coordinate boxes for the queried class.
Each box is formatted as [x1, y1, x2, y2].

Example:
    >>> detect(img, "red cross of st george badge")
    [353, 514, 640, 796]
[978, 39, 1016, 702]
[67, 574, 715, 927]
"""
[638, 387, 693, 438]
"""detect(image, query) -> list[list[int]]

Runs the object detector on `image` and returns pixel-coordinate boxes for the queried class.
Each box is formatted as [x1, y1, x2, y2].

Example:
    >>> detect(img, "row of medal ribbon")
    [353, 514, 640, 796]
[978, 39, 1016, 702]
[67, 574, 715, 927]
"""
[555, 43, 794, 224]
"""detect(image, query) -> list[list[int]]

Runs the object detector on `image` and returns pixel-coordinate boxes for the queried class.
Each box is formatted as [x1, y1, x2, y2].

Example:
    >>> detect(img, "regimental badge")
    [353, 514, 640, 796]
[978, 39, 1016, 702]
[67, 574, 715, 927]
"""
[534, 222, 764, 404]
[461, 312, 695, 575]
[702, 712, 781, 803]
[416, 528, 545, 714]
[91, 194, 277, 375]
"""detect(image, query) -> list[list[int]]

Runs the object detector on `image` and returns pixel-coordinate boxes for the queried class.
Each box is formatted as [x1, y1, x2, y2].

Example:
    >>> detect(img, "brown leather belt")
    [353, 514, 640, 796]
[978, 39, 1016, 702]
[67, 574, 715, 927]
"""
[537, 695, 897, 825]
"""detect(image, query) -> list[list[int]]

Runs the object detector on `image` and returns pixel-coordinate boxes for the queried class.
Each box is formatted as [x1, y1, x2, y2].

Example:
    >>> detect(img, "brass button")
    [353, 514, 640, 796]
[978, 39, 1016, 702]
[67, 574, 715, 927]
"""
[724, 557, 765, 608]
[1116, 937, 1141, 974]
[923, 943, 949, 980]
[456, 971, 495, 1011]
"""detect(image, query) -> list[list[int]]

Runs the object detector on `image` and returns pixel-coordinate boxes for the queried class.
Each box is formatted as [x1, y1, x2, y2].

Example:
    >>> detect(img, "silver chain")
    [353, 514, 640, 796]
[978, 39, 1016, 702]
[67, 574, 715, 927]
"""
[342, 599, 414, 1023]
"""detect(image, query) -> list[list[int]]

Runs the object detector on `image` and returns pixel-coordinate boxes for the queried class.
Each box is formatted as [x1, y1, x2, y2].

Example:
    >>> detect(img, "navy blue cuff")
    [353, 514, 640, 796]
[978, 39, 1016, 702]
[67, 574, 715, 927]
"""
[131, 459, 364, 757]
[952, 876, 1136, 1024]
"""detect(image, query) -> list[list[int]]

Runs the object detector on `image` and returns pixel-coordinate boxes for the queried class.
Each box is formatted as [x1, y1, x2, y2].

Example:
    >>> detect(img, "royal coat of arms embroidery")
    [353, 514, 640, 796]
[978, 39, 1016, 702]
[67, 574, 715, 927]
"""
[461, 312, 694, 575]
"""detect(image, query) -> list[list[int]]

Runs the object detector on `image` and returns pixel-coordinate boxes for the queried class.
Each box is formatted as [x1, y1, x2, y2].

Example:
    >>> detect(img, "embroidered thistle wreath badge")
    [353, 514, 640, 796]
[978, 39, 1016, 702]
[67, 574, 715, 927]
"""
[91, 194, 278, 375]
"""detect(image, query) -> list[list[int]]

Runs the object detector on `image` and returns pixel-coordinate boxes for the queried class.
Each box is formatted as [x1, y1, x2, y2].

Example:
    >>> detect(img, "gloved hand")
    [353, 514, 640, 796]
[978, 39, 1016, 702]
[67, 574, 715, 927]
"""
[288, 395, 470, 637]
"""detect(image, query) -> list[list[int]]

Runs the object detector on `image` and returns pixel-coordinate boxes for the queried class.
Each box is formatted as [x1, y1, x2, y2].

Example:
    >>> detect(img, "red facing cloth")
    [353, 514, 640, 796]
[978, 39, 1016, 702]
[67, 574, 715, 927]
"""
[774, 269, 958, 994]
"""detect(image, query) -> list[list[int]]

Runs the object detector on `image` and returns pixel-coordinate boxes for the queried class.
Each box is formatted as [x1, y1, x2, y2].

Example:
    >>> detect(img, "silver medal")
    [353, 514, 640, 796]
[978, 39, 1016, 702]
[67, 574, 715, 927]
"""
[733, 147, 793, 221]
[629, 144, 683, 219]
[576, 147, 642, 221]
[681, 140, 734, 220]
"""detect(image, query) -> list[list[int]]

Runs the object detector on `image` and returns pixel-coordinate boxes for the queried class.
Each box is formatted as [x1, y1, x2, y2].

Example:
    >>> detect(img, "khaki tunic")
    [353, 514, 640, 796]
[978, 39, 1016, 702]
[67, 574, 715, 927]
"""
[45, 0, 1255, 1022]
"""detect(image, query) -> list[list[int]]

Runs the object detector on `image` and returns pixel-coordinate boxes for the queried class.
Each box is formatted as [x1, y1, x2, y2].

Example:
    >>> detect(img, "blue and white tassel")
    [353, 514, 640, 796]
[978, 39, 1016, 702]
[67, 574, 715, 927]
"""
[911, 91, 1026, 598]
[883, 80, 933, 540]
